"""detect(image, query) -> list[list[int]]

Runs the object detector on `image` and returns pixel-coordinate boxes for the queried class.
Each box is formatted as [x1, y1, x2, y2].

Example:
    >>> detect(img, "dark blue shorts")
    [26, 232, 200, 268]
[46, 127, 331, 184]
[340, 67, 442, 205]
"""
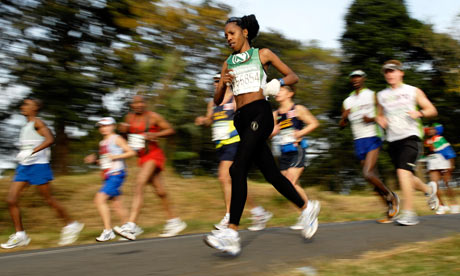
[14, 163, 54, 185]
[279, 146, 306, 170]
[216, 142, 239, 161]
[354, 136, 382, 161]
[100, 170, 126, 197]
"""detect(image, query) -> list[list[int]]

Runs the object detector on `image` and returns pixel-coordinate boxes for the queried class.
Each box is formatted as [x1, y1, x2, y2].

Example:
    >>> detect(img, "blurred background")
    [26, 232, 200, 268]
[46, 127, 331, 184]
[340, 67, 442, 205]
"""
[0, 0, 459, 194]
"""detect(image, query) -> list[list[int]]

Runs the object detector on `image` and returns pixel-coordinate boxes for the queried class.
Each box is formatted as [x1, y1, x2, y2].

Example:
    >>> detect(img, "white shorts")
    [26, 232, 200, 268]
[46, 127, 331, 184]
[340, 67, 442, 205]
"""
[427, 154, 451, 171]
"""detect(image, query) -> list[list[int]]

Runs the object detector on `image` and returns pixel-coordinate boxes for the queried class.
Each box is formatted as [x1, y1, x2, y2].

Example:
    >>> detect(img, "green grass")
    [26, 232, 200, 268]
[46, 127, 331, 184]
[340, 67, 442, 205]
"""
[290, 234, 460, 276]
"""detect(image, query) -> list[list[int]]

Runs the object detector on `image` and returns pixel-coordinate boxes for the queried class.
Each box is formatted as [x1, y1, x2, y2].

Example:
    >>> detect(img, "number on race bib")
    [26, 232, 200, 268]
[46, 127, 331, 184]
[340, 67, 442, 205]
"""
[128, 134, 145, 150]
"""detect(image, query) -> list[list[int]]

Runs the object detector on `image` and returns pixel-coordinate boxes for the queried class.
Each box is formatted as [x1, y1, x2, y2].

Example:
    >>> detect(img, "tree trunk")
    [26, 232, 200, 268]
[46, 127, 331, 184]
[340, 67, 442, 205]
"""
[51, 121, 69, 175]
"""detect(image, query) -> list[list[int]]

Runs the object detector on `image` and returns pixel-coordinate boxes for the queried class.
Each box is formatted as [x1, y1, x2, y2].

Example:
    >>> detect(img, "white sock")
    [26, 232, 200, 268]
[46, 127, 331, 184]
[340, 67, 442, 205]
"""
[167, 218, 180, 223]
[127, 222, 136, 228]
[16, 231, 26, 238]
[251, 206, 265, 216]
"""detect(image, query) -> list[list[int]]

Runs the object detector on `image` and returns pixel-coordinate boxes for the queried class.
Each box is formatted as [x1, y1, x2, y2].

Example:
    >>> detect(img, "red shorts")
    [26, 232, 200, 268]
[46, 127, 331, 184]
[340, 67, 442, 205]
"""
[138, 147, 166, 171]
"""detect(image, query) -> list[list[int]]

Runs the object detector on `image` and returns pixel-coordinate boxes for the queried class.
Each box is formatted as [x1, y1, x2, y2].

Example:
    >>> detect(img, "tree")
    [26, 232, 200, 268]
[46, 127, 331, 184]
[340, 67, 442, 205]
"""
[0, 0, 142, 173]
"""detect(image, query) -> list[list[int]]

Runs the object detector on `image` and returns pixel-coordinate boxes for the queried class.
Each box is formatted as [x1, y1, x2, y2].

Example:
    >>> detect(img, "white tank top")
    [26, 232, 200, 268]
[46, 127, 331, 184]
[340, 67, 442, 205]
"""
[377, 84, 423, 142]
[19, 120, 51, 165]
[99, 134, 125, 174]
[343, 88, 382, 140]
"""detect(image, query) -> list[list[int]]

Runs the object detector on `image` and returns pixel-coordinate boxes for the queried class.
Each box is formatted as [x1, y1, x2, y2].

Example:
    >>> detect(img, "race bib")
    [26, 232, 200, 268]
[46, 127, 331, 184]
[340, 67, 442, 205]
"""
[212, 121, 230, 141]
[231, 65, 261, 95]
[279, 128, 296, 145]
[99, 154, 112, 170]
[128, 134, 145, 150]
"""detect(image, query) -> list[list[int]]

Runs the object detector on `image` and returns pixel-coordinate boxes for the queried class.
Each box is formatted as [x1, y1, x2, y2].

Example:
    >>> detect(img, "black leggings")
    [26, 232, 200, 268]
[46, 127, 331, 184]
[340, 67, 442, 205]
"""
[229, 99, 305, 225]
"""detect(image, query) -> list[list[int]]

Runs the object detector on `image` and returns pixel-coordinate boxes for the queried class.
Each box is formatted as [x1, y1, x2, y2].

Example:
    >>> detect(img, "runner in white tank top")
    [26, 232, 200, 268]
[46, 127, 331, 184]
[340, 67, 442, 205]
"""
[2, 98, 83, 249]
[376, 60, 439, 226]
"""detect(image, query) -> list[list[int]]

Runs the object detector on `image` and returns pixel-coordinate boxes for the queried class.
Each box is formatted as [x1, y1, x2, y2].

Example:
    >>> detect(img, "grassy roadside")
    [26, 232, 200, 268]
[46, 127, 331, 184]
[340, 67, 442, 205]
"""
[0, 165, 446, 252]
[270, 234, 460, 276]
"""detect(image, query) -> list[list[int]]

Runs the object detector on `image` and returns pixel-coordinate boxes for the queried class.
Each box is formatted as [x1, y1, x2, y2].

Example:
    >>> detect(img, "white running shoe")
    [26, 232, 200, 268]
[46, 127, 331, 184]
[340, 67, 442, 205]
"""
[450, 205, 460, 214]
[214, 214, 230, 230]
[203, 228, 240, 256]
[301, 200, 321, 239]
[436, 205, 450, 215]
[427, 182, 439, 210]
[290, 215, 304, 230]
[114, 223, 137, 241]
[59, 221, 84, 246]
[302, 218, 319, 239]
[159, 218, 187, 237]
[1, 233, 31, 249]
[395, 210, 419, 226]
[248, 210, 273, 231]
[96, 229, 116, 242]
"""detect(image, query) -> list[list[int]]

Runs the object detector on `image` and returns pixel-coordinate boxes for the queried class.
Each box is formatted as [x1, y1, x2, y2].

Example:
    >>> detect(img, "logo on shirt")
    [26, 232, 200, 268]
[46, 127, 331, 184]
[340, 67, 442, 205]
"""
[251, 121, 259, 131]
[232, 52, 250, 64]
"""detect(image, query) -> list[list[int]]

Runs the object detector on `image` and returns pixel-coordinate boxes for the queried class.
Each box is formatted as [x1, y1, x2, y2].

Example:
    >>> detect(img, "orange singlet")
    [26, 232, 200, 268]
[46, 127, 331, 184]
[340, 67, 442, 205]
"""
[128, 111, 166, 170]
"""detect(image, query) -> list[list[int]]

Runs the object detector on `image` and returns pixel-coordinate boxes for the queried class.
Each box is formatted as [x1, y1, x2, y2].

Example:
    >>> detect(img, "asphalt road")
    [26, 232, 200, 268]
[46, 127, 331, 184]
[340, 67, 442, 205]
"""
[1, 214, 459, 276]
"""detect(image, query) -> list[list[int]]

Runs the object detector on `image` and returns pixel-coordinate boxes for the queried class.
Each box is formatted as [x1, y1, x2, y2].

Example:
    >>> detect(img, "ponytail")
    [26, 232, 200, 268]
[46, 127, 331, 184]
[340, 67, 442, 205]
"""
[226, 14, 259, 45]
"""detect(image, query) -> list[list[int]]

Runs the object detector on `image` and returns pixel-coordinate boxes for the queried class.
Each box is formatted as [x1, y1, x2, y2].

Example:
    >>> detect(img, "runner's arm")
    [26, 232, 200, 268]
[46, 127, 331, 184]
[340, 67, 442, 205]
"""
[215, 62, 232, 105]
[295, 105, 319, 138]
[269, 110, 280, 138]
[195, 100, 214, 127]
[375, 96, 387, 129]
[259, 48, 298, 86]
[408, 88, 437, 119]
[33, 118, 54, 154]
[147, 112, 175, 140]
[339, 107, 350, 128]
[112, 136, 136, 160]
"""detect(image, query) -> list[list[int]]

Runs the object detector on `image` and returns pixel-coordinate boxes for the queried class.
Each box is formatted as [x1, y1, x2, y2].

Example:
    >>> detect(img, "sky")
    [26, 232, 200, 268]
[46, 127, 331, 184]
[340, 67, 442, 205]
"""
[213, 0, 460, 49]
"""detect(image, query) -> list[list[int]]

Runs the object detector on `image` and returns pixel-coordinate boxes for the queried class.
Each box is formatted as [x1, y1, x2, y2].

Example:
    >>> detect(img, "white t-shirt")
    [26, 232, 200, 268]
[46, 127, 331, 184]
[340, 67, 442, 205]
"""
[377, 84, 423, 142]
[343, 88, 381, 140]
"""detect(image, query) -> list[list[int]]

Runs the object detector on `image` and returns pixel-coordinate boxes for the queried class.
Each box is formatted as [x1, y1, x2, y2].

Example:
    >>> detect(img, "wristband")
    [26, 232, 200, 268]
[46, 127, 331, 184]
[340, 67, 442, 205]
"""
[278, 78, 285, 86]
[419, 110, 424, 117]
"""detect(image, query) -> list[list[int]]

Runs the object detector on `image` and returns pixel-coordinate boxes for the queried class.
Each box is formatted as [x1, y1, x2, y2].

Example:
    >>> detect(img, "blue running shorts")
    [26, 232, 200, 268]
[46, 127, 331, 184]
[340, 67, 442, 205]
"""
[354, 136, 382, 161]
[216, 142, 239, 161]
[100, 170, 126, 197]
[14, 163, 54, 185]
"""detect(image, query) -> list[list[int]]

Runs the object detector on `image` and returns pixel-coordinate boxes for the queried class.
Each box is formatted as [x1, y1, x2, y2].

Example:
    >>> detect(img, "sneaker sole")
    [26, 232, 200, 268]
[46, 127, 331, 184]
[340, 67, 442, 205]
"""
[203, 236, 240, 256]
[113, 226, 136, 241]
[159, 222, 187, 238]
[1, 238, 31, 249]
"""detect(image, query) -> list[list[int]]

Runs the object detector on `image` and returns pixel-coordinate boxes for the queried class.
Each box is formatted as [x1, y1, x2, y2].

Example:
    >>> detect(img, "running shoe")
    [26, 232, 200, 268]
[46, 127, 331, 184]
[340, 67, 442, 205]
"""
[159, 218, 187, 237]
[248, 210, 273, 231]
[289, 215, 304, 230]
[1, 233, 31, 249]
[436, 205, 450, 215]
[59, 221, 84, 246]
[301, 200, 321, 239]
[427, 181, 439, 210]
[96, 229, 116, 242]
[214, 214, 230, 230]
[387, 192, 400, 218]
[395, 210, 419, 226]
[450, 205, 460, 214]
[302, 218, 319, 239]
[203, 228, 240, 256]
[114, 223, 137, 241]
[376, 217, 394, 224]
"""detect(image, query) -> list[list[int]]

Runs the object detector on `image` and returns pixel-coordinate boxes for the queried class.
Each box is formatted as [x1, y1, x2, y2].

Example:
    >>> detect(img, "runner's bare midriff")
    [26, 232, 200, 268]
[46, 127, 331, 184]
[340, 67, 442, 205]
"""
[234, 89, 265, 109]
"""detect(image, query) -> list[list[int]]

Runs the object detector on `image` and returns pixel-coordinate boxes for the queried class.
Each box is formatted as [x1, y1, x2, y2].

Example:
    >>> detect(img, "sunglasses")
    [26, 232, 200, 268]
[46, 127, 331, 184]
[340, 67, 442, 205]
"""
[226, 17, 241, 24]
